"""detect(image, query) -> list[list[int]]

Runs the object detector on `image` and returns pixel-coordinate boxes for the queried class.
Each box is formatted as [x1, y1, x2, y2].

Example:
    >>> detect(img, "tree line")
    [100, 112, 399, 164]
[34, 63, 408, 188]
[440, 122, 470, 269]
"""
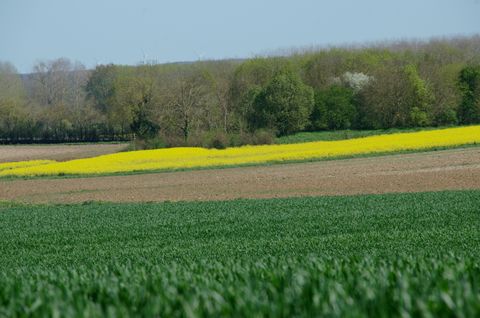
[1, 35, 480, 147]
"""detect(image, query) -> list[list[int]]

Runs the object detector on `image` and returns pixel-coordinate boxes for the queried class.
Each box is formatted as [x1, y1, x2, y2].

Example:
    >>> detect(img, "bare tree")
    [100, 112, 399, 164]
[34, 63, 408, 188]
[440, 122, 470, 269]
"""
[32, 58, 73, 107]
[0, 62, 25, 100]
[203, 61, 236, 133]
[164, 68, 208, 142]
[70, 61, 89, 110]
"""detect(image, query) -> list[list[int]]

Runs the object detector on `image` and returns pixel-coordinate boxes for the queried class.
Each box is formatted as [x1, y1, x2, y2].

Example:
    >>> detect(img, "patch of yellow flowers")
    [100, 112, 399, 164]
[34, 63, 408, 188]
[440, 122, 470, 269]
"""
[0, 160, 56, 173]
[1, 126, 479, 177]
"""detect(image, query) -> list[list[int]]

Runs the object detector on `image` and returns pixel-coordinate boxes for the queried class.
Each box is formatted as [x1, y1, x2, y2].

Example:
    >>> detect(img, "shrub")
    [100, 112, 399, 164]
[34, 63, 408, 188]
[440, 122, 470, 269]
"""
[130, 136, 166, 150]
[251, 129, 275, 145]
[410, 107, 430, 127]
[207, 131, 229, 149]
[434, 107, 458, 126]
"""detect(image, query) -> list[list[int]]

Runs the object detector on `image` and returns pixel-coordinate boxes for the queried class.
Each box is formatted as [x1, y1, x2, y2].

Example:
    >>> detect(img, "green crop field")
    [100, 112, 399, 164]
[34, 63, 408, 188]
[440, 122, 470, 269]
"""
[1, 191, 479, 317]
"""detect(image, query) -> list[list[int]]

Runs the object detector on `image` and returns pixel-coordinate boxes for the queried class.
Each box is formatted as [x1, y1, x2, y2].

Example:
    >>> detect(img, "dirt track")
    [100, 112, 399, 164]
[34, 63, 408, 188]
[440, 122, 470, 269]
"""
[0, 144, 128, 163]
[1, 147, 480, 204]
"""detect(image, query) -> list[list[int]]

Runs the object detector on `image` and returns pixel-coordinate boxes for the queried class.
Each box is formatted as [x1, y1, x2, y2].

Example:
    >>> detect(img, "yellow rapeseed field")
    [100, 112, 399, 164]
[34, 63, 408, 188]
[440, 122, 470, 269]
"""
[0, 160, 56, 172]
[1, 126, 479, 177]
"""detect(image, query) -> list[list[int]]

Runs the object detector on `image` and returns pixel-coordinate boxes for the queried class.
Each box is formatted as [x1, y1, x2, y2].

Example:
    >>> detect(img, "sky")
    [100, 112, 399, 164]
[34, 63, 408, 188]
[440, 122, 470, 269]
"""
[1, 0, 479, 73]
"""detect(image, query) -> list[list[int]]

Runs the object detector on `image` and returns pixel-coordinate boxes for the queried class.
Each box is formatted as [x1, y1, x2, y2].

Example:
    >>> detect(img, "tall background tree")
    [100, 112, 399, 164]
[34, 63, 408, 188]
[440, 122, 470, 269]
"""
[249, 71, 314, 135]
[0, 62, 30, 142]
[458, 65, 480, 124]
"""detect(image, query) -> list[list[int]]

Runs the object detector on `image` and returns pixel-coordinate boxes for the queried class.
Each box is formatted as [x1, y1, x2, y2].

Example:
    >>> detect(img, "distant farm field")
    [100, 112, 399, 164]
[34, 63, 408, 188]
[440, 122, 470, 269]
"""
[1, 191, 479, 317]
[1, 125, 479, 178]
[1, 147, 479, 203]
[0, 143, 128, 163]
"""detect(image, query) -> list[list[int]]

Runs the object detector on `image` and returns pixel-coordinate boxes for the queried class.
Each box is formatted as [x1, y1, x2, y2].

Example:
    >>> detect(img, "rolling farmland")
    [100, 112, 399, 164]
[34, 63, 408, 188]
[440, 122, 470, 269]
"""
[1, 129, 480, 317]
[2, 3, 480, 316]
[1, 147, 480, 203]
[1, 125, 479, 178]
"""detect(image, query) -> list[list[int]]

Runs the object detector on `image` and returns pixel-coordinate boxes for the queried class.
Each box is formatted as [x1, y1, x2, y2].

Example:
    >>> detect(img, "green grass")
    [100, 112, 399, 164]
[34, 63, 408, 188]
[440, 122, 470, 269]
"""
[275, 126, 447, 144]
[1, 191, 479, 317]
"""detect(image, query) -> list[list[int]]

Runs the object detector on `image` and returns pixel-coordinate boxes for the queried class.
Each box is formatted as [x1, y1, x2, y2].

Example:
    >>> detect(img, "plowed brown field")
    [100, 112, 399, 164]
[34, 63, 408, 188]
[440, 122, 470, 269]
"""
[1, 147, 479, 204]
[0, 143, 128, 163]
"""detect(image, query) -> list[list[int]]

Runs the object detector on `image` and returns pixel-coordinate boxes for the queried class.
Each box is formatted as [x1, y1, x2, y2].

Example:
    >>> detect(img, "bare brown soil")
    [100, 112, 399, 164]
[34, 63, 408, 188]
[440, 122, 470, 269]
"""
[0, 143, 128, 163]
[1, 147, 479, 204]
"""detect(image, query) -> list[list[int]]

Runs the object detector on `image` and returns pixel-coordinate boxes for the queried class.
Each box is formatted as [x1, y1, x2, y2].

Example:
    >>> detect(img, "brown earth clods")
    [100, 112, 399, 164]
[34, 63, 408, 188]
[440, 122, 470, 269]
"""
[1, 147, 479, 204]
[0, 143, 129, 163]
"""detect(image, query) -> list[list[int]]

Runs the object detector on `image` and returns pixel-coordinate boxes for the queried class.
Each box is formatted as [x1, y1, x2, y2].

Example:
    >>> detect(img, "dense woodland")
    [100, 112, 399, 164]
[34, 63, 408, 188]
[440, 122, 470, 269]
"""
[1, 35, 480, 148]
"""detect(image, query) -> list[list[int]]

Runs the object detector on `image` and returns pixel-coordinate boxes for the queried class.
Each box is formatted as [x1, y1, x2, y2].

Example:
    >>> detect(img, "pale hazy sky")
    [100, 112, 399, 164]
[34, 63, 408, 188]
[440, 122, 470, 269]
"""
[1, 0, 479, 73]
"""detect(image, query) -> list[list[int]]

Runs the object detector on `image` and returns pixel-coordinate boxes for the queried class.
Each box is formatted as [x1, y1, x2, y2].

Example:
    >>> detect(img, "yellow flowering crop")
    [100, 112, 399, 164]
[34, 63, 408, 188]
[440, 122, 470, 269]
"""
[0, 160, 56, 172]
[1, 126, 479, 177]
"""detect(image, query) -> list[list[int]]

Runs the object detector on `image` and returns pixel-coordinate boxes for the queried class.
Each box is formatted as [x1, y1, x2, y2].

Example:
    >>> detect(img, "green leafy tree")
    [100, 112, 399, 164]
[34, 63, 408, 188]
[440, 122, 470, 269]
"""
[85, 64, 118, 113]
[130, 103, 160, 140]
[457, 65, 480, 124]
[0, 99, 30, 141]
[230, 58, 293, 132]
[0, 62, 30, 142]
[358, 61, 417, 129]
[115, 66, 160, 140]
[85, 64, 124, 139]
[404, 64, 434, 127]
[430, 64, 462, 126]
[250, 72, 314, 135]
[311, 86, 356, 130]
